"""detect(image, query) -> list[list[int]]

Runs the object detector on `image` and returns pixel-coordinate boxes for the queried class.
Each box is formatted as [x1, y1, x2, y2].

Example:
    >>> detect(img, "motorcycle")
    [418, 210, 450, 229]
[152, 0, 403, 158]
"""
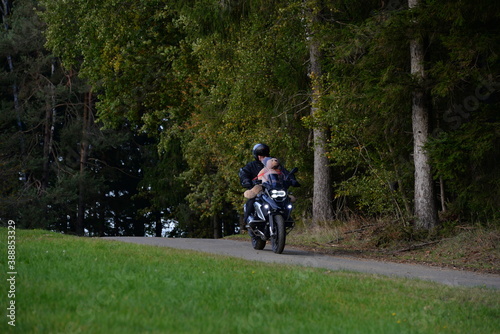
[246, 167, 298, 254]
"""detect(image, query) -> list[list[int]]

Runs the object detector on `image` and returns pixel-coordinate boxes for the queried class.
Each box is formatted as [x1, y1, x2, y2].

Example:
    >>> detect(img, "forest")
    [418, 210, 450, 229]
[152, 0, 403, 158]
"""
[1, 0, 499, 238]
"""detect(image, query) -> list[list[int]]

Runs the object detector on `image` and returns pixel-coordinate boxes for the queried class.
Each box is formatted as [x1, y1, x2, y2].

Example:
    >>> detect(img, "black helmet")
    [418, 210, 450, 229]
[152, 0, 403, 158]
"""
[252, 143, 270, 160]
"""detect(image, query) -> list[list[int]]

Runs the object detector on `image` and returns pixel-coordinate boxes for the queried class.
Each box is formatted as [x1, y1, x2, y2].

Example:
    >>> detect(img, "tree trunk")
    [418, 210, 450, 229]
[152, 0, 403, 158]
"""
[213, 215, 221, 239]
[307, 2, 333, 224]
[42, 66, 56, 190]
[41, 103, 52, 190]
[2, 0, 26, 182]
[387, 140, 412, 216]
[439, 177, 446, 212]
[409, 0, 438, 229]
[76, 91, 92, 236]
[155, 212, 163, 237]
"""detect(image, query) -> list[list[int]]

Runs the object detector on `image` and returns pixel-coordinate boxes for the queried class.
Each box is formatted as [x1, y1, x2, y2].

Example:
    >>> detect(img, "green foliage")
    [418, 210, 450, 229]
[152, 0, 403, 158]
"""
[0, 0, 85, 229]
[1, 0, 181, 236]
[313, 0, 500, 223]
[3, 0, 498, 237]
[427, 119, 500, 222]
[40, 0, 187, 129]
[170, 0, 312, 223]
[421, 0, 500, 223]
[315, 1, 414, 218]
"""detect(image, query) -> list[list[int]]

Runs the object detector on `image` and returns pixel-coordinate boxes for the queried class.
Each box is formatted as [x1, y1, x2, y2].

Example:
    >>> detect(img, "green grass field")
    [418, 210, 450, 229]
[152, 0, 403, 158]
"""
[0, 228, 499, 333]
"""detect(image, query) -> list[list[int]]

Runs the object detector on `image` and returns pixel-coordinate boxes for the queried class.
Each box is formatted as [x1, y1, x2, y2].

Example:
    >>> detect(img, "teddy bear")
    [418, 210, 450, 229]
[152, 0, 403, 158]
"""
[243, 184, 262, 199]
[243, 157, 282, 199]
[257, 157, 281, 183]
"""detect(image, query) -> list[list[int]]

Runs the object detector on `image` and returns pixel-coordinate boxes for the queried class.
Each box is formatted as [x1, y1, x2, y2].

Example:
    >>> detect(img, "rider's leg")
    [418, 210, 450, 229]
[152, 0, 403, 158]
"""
[243, 198, 256, 224]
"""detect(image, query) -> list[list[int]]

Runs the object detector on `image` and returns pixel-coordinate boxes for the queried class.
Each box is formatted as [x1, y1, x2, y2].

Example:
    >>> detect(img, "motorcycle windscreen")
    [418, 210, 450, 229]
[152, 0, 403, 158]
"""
[263, 172, 284, 188]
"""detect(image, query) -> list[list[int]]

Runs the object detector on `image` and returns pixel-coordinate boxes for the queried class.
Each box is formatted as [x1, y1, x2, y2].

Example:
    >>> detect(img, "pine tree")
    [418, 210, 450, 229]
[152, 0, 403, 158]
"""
[305, 0, 334, 224]
[409, 0, 438, 229]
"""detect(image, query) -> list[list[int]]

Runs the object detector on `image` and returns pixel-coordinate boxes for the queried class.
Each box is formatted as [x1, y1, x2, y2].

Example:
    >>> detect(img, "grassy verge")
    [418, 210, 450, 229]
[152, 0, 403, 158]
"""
[1, 228, 499, 333]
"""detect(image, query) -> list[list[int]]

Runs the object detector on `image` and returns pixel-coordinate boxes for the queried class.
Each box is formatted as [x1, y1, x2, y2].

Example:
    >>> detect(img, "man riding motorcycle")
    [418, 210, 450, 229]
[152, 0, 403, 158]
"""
[239, 143, 299, 228]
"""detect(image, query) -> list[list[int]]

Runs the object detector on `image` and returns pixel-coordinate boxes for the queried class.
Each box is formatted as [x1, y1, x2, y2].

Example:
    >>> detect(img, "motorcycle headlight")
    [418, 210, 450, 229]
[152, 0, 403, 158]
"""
[287, 204, 293, 209]
[270, 190, 286, 198]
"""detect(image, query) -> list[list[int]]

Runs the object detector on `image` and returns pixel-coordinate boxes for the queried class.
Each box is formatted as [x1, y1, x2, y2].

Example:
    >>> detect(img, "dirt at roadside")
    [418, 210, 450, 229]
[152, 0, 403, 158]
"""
[292, 228, 500, 275]
[287, 241, 500, 275]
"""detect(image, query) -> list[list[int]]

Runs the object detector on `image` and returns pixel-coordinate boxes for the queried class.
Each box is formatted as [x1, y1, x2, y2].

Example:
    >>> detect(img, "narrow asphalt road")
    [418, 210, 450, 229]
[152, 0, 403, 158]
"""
[103, 237, 500, 289]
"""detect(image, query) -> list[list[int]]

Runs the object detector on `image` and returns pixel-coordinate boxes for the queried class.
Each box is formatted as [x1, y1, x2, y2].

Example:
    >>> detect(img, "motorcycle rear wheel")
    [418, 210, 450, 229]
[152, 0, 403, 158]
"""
[271, 214, 286, 254]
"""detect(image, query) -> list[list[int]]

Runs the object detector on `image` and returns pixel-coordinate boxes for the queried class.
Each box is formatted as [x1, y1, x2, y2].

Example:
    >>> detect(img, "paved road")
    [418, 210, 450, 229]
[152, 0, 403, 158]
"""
[103, 237, 500, 289]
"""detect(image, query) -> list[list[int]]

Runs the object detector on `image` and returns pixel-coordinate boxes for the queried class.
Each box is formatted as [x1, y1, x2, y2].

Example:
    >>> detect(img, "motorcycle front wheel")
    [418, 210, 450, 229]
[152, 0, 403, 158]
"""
[249, 229, 266, 250]
[252, 236, 266, 250]
[271, 214, 286, 254]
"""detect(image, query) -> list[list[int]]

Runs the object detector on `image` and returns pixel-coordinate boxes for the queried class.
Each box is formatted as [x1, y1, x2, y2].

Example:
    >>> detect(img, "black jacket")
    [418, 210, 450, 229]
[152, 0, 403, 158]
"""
[238, 160, 264, 189]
